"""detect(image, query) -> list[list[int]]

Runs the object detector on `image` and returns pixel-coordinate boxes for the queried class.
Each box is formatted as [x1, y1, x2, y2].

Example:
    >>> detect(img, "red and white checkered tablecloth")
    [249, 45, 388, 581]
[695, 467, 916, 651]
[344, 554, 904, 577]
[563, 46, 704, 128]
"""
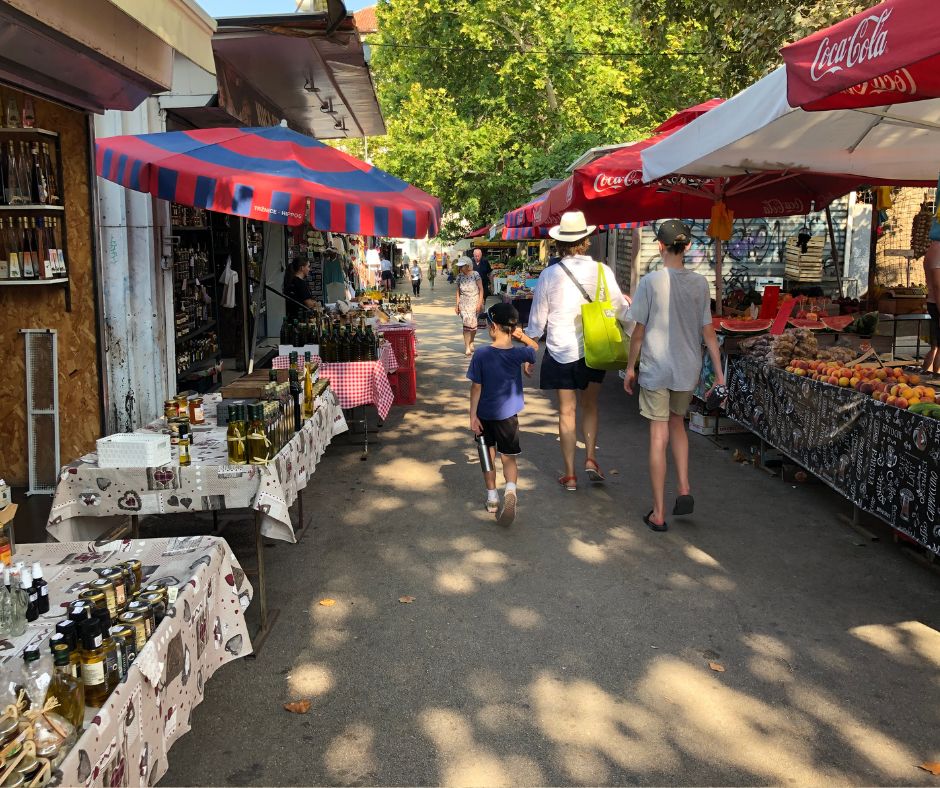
[273, 354, 395, 419]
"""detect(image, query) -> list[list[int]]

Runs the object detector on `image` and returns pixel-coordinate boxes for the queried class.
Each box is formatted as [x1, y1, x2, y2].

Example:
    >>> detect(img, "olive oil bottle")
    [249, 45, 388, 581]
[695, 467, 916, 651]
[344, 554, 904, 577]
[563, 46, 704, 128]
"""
[48, 644, 84, 729]
[226, 405, 247, 465]
[79, 619, 112, 706]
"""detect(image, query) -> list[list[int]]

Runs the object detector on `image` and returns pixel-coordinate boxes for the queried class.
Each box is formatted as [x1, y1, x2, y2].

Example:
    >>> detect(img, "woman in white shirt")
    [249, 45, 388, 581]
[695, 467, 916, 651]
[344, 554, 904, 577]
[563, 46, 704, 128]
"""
[526, 212, 631, 491]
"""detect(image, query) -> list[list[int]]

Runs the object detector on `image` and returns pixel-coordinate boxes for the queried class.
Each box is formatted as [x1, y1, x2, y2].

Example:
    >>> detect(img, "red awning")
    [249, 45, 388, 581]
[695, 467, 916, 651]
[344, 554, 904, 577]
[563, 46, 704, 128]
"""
[466, 225, 491, 238]
[782, 0, 940, 110]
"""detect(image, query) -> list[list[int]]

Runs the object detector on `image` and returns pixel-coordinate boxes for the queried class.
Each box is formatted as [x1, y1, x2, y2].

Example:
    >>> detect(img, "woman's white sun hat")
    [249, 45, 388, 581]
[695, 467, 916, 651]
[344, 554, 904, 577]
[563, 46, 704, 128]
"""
[548, 211, 597, 242]
[457, 256, 473, 269]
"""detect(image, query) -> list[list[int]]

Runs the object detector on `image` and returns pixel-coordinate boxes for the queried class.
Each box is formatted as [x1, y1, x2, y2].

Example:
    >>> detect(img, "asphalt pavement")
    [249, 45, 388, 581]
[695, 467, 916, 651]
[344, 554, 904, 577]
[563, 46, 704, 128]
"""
[160, 282, 940, 787]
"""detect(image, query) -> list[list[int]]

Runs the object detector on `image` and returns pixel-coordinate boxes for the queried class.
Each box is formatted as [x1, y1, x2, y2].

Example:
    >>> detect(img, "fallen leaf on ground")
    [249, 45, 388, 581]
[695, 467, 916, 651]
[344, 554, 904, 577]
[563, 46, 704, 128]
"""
[399, 595, 416, 603]
[609, 469, 620, 476]
[919, 762, 940, 775]
[318, 598, 336, 607]
[708, 661, 726, 673]
[284, 700, 311, 714]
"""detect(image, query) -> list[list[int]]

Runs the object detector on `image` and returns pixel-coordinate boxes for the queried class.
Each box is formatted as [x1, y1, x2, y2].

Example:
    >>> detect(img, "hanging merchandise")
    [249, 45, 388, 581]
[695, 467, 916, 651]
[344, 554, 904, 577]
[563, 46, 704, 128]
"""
[706, 201, 733, 241]
[911, 199, 935, 258]
[220, 256, 239, 309]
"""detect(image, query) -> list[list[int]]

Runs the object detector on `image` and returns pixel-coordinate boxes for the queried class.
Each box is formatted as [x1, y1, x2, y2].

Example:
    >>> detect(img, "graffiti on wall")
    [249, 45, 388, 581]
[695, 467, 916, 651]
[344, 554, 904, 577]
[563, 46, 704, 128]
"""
[644, 214, 839, 277]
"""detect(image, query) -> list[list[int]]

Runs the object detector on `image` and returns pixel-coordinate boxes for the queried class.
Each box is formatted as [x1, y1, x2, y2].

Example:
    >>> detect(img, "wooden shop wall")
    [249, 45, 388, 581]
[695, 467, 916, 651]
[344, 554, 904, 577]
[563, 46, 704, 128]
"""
[0, 89, 100, 485]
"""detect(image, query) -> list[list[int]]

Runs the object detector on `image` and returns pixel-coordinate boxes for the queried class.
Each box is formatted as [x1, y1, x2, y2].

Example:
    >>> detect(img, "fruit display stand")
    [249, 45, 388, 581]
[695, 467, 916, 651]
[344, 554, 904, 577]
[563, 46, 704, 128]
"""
[726, 357, 940, 557]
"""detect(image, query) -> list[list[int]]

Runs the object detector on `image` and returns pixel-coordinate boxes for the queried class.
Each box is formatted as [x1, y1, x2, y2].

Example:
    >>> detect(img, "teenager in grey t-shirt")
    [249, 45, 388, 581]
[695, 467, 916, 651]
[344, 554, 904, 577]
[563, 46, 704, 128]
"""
[627, 267, 712, 392]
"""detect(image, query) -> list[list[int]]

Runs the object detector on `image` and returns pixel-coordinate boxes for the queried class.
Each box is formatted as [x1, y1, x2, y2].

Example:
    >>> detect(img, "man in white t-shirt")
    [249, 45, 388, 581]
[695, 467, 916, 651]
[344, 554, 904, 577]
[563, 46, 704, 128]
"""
[624, 220, 724, 533]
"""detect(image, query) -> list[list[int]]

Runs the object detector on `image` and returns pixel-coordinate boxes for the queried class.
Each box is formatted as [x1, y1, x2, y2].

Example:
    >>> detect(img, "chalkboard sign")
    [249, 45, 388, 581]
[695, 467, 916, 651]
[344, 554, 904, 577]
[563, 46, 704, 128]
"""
[728, 359, 940, 556]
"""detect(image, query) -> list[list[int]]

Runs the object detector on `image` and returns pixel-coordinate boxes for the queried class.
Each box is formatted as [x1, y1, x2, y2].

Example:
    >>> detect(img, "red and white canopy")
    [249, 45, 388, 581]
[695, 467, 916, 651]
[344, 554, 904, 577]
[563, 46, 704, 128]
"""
[782, 0, 940, 111]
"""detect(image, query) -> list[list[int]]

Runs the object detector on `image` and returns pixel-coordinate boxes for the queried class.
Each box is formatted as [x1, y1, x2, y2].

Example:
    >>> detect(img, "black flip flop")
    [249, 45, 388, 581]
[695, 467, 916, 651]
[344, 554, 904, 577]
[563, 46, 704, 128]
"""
[643, 511, 668, 532]
[672, 495, 694, 516]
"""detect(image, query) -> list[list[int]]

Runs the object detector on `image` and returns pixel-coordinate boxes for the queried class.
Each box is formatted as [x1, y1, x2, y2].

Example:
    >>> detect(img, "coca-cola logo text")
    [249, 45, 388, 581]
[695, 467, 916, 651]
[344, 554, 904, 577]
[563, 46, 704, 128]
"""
[762, 198, 804, 216]
[810, 8, 892, 83]
[591, 170, 643, 196]
[846, 68, 917, 97]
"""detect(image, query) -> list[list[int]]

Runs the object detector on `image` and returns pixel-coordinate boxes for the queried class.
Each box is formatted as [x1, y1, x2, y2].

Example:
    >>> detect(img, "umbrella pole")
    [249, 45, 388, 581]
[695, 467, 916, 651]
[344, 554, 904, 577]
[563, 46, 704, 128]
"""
[714, 238, 724, 316]
[825, 206, 845, 299]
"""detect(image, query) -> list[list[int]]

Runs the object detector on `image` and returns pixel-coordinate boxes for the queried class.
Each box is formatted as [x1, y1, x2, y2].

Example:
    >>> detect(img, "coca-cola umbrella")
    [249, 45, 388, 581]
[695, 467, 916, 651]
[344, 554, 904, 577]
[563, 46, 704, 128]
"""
[782, 0, 940, 111]
[95, 125, 442, 237]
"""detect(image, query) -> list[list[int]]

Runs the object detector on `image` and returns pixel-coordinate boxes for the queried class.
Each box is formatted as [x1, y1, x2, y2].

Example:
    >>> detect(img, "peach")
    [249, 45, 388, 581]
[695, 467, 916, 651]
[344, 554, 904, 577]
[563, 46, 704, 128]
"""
[896, 397, 909, 409]
[887, 395, 897, 406]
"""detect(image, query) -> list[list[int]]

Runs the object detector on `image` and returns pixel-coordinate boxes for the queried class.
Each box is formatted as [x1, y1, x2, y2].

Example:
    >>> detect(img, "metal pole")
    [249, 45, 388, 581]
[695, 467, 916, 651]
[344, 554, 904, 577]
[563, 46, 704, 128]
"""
[714, 238, 724, 316]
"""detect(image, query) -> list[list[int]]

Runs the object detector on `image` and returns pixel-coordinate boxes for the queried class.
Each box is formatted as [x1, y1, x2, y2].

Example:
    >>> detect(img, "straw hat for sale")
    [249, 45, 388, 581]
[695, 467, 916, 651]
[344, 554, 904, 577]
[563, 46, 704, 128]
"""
[457, 256, 473, 269]
[548, 211, 596, 242]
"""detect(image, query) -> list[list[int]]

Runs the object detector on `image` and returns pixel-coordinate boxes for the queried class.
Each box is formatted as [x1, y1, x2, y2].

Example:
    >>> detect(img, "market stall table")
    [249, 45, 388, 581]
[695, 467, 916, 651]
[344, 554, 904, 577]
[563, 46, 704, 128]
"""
[726, 358, 940, 556]
[7, 535, 251, 788]
[47, 391, 346, 647]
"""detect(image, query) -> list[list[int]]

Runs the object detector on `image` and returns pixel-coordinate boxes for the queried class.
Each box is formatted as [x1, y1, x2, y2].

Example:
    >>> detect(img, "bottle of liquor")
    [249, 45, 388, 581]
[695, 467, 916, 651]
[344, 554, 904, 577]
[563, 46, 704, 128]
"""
[20, 97, 34, 129]
[303, 352, 314, 419]
[36, 217, 51, 278]
[289, 369, 302, 432]
[309, 317, 320, 348]
[8, 566, 25, 636]
[226, 405, 246, 464]
[30, 142, 46, 204]
[365, 324, 378, 361]
[30, 562, 48, 615]
[6, 218, 21, 279]
[17, 142, 33, 203]
[247, 405, 272, 465]
[48, 644, 84, 729]
[4, 96, 18, 129]
[4, 142, 21, 204]
[21, 567, 38, 622]
[78, 619, 111, 706]
[0, 218, 8, 279]
[320, 322, 333, 363]
[21, 218, 37, 279]
[280, 318, 290, 346]
[178, 423, 191, 466]
[41, 144, 58, 205]
[52, 217, 65, 273]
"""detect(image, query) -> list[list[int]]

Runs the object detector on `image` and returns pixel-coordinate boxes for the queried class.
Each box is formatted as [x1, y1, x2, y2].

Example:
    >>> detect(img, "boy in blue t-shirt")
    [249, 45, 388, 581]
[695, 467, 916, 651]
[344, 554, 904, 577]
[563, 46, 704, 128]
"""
[467, 302, 538, 526]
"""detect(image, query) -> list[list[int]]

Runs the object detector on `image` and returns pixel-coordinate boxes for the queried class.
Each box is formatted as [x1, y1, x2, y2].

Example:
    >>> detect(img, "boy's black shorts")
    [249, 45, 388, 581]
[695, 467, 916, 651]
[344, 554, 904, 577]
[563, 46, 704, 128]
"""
[480, 415, 521, 456]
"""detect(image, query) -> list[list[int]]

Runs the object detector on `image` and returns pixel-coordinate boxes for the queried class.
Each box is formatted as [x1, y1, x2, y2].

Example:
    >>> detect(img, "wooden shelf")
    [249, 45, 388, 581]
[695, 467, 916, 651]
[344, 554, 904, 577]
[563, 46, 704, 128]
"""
[0, 277, 68, 285]
[176, 320, 216, 344]
[0, 127, 58, 139]
[0, 204, 64, 212]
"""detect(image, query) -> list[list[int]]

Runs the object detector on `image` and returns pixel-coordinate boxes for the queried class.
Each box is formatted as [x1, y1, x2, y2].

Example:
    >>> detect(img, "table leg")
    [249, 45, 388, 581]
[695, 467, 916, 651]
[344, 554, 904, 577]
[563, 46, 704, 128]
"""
[292, 487, 309, 543]
[247, 508, 280, 656]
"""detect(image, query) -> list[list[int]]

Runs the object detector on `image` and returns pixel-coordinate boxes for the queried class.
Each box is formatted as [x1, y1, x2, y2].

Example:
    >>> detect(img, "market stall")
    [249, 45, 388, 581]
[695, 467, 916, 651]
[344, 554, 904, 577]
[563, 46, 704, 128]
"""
[0, 535, 251, 787]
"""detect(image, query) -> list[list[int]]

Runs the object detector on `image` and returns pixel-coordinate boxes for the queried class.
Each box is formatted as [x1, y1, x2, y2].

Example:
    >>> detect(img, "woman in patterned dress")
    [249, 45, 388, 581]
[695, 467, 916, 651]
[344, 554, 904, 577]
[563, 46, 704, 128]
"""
[454, 257, 484, 356]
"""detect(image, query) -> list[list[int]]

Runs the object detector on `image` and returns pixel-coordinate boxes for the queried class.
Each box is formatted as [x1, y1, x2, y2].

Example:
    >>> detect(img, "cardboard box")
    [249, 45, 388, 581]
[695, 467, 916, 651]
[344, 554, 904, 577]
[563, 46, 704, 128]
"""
[688, 411, 750, 436]
[878, 296, 926, 315]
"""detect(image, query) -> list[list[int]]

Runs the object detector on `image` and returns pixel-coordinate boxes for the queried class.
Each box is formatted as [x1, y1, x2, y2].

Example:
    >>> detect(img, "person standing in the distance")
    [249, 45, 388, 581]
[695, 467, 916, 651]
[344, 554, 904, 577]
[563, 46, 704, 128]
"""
[473, 248, 493, 302]
[455, 257, 484, 356]
[921, 242, 940, 374]
[624, 220, 725, 532]
[467, 302, 538, 525]
[284, 259, 318, 320]
[427, 256, 437, 290]
[410, 260, 423, 297]
[525, 211, 631, 491]
[379, 252, 394, 294]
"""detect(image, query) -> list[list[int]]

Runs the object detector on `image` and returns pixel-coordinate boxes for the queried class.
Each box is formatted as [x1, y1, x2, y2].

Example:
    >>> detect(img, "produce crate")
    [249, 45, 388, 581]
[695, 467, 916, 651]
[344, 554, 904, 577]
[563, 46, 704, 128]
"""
[382, 329, 416, 368]
[97, 433, 171, 468]
[688, 411, 749, 436]
[784, 236, 825, 282]
[389, 368, 417, 406]
[877, 296, 927, 315]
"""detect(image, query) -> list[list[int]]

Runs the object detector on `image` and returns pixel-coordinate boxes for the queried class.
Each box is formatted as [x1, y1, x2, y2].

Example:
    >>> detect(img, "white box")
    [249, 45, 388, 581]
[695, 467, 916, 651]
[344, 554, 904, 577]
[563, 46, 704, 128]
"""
[97, 433, 172, 468]
[688, 412, 750, 436]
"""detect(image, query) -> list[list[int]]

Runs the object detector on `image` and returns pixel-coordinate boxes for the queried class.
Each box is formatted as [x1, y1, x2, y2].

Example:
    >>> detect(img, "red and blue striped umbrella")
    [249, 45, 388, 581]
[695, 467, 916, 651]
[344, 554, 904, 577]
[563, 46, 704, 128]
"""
[504, 193, 548, 228]
[502, 221, 643, 240]
[95, 126, 441, 238]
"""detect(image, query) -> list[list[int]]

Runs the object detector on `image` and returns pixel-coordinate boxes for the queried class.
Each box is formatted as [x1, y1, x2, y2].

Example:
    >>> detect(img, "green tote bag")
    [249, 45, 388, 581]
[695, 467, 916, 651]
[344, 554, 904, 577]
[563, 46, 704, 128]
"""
[560, 262, 630, 370]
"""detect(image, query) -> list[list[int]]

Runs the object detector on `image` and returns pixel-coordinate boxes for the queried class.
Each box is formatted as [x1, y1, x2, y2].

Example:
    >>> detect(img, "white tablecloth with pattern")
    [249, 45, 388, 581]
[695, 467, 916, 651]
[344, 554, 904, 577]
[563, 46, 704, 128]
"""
[7, 536, 251, 788]
[273, 348, 397, 419]
[47, 392, 347, 544]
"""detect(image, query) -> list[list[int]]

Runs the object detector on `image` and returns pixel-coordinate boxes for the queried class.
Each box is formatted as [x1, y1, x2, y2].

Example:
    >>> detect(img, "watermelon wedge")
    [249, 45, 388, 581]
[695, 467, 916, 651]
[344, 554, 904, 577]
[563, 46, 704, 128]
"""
[788, 318, 826, 330]
[820, 315, 854, 332]
[718, 319, 773, 334]
[711, 316, 725, 331]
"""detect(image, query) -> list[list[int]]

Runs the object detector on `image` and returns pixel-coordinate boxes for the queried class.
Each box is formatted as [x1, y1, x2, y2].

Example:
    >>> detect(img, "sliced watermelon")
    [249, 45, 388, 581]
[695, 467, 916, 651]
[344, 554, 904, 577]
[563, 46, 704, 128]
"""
[788, 318, 826, 330]
[820, 315, 854, 332]
[711, 316, 725, 331]
[718, 319, 773, 334]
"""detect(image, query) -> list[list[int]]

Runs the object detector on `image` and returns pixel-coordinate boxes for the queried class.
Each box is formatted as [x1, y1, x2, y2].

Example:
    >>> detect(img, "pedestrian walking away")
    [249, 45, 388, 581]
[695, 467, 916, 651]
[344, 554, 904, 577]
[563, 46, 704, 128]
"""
[525, 211, 631, 491]
[427, 257, 437, 290]
[467, 302, 538, 525]
[410, 260, 423, 297]
[624, 219, 725, 532]
[380, 253, 394, 293]
[455, 256, 484, 356]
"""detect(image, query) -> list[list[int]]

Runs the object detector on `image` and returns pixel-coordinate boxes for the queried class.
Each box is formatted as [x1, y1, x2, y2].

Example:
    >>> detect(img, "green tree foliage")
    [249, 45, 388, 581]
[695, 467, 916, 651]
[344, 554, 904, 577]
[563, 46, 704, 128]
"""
[632, 0, 877, 96]
[365, 0, 722, 240]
